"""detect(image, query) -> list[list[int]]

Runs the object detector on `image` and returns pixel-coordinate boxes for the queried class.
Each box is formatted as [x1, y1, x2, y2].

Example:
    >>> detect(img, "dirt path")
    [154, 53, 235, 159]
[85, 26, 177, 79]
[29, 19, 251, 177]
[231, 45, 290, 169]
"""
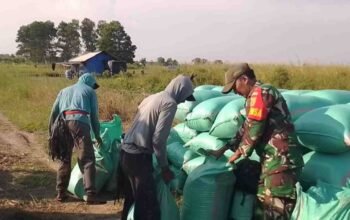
[0, 113, 122, 220]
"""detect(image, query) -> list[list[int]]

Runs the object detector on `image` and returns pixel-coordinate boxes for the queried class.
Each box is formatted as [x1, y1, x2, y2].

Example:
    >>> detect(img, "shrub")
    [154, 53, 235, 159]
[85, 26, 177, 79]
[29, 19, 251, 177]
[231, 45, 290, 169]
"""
[268, 67, 290, 89]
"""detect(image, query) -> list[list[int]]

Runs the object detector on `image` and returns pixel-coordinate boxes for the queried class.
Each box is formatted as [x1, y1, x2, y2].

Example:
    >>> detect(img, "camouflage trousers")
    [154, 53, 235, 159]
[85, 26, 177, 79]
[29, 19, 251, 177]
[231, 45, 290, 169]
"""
[257, 168, 301, 220]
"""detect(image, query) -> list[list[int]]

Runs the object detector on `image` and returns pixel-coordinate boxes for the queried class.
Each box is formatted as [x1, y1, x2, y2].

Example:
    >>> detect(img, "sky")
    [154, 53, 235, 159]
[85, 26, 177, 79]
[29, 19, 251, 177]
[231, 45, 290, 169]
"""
[0, 0, 350, 64]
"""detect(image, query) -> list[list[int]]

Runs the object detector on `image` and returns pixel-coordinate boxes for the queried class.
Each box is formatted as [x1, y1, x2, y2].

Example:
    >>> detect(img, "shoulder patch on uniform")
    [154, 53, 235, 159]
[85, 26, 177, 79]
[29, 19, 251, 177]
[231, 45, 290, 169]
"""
[247, 87, 267, 121]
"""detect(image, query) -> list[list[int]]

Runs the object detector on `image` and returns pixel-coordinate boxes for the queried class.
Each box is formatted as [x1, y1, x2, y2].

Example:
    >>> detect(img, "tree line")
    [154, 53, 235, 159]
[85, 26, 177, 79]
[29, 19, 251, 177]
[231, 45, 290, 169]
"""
[15, 18, 137, 63]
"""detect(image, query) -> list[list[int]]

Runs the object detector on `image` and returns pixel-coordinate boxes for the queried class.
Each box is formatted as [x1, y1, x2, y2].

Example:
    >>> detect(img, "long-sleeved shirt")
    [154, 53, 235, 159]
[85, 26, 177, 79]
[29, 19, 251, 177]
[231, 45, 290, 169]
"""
[235, 81, 304, 175]
[122, 75, 194, 168]
[48, 73, 100, 138]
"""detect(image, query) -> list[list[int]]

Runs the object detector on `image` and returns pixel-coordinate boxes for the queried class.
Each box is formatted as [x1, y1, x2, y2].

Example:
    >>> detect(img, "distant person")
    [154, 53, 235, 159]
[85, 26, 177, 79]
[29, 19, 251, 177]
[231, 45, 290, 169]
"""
[79, 63, 88, 77]
[48, 73, 104, 204]
[52, 62, 56, 71]
[120, 75, 196, 220]
[64, 69, 73, 80]
[208, 63, 304, 219]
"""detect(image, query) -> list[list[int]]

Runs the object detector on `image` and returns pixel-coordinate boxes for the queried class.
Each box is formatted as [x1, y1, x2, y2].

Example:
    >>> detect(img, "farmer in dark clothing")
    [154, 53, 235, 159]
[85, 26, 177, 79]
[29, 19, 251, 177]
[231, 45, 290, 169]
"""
[120, 74, 195, 220]
[49, 73, 103, 204]
[208, 63, 304, 219]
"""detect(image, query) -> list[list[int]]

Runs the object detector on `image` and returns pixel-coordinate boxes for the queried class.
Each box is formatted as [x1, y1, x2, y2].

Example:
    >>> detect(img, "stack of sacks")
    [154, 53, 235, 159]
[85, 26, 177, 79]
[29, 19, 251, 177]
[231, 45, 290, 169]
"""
[281, 90, 350, 122]
[306, 90, 350, 104]
[167, 123, 199, 145]
[166, 123, 201, 193]
[168, 86, 350, 219]
[294, 104, 350, 189]
[182, 133, 230, 174]
[185, 96, 238, 132]
[282, 94, 334, 122]
[296, 104, 350, 154]
[184, 133, 227, 156]
[175, 90, 223, 122]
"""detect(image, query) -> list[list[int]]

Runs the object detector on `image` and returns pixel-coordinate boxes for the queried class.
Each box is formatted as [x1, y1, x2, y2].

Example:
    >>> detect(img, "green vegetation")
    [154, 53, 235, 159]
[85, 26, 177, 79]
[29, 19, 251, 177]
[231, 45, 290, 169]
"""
[15, 18, 136, 63]
[0, 62, 349, 133]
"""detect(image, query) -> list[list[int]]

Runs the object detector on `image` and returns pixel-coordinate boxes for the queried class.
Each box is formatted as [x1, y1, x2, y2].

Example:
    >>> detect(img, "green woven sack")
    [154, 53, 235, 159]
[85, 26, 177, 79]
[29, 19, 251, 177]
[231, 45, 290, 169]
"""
[184, 132, 227, 154]
[295, 104, 350, 153]
[181, 157, 235, 220]
[209, 98, 245, 138]
[186, 96, 238, 131]
[229, 190, 256, 220]
[211, 86, 224, 92]
[283, 94, 333, 121]
[291, 182, 350, 220]
[127, 174, 180, 220]
[182, 156, 206, 175]
[67, 160, 110, 200]
[68, 115, 123, 199]
[167, 123, 198, 145]
[307, 90, 350, 104]
[169, 166, 187, 194]
[281, 90, 312, 96]
[175, 90, 223, 121]
[300, 151, 350, 189]
[194, 85, 218, 91]
[167, 142, 187, 168]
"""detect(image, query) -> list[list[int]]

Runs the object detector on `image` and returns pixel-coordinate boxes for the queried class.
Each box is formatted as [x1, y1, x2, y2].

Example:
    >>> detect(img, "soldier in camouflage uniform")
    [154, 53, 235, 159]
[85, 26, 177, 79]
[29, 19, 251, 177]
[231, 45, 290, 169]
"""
[209, 63, 304, 219]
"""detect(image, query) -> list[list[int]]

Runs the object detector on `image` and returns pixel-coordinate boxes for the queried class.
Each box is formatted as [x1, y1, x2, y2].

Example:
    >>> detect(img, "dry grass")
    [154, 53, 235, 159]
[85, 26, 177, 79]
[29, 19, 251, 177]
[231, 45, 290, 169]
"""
[1, 62, 350, 134]
[98, 88, 148, 130]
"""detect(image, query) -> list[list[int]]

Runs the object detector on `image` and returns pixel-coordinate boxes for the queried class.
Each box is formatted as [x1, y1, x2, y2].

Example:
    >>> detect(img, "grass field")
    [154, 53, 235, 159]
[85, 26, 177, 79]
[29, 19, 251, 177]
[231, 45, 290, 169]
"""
[0, 62, 350, 133]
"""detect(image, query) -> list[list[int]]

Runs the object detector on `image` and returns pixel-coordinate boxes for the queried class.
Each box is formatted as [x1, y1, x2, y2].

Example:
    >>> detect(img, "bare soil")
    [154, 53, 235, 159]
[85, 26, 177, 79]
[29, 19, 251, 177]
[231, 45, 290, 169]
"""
[0, 113, 122, 220]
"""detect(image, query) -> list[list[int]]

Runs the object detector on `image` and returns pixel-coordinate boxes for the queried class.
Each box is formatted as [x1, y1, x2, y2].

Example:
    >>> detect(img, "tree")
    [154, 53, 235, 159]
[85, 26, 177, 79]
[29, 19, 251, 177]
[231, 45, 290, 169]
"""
[192, 58, 208, 64]
[16, 21, 57, 63]
[56, 19, 81, 61]
[165, 58, 173, 66]
[97, 20, 137, 63]
[140, 58, 147, 66]
[157, 57, 165, 65]
[81, 18, 97, 52]
[192, 57, 202, 64]
[213, 60, 223, 64]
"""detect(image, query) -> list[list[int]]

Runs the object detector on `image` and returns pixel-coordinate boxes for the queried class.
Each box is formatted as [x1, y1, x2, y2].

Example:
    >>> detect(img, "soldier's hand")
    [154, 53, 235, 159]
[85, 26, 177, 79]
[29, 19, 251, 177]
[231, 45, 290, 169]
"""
[228, 150, 242, 164]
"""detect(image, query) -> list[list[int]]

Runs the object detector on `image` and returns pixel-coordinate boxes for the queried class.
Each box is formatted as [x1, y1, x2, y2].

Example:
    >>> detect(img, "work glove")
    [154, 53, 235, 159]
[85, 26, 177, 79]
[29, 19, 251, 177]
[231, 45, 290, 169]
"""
[161, 166, 174, 184]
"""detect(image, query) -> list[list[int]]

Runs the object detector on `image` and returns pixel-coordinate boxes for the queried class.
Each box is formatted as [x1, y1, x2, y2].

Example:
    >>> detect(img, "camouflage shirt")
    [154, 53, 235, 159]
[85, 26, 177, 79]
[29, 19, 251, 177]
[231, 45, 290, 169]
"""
[235, 81, 304, 175]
